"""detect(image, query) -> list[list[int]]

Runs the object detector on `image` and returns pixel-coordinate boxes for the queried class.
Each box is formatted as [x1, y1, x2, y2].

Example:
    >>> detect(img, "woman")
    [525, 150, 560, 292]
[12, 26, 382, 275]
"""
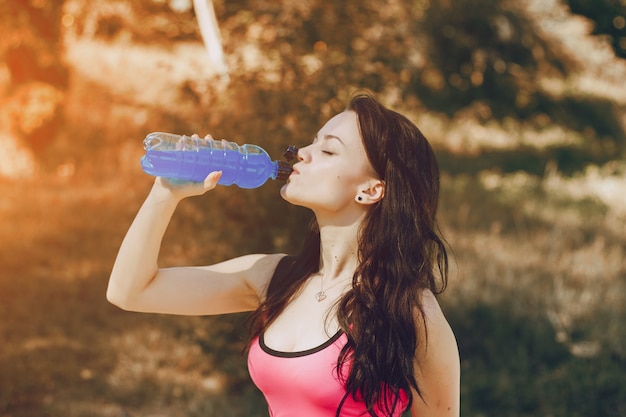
[107, 93, 460, 417]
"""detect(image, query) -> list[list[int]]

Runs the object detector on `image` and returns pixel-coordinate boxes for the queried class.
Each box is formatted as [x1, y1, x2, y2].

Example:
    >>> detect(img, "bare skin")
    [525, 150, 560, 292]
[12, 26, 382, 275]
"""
[107, 111, 460, 416]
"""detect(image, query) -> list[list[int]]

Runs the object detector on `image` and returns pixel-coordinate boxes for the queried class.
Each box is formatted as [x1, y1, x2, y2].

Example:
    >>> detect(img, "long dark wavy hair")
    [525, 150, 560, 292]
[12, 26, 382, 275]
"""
[246, 92, 449, 416]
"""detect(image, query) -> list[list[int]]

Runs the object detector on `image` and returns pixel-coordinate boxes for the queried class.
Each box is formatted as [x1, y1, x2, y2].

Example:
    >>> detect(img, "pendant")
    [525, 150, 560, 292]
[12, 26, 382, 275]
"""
[315, 291, 327, 302]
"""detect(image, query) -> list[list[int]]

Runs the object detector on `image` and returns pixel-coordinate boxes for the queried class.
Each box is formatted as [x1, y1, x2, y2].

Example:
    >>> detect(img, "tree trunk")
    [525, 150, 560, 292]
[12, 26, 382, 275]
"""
[193, 0, 229, 81]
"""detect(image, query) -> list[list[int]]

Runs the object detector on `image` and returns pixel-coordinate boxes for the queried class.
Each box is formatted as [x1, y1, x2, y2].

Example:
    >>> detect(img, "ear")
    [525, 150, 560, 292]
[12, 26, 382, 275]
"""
[355, 179, 385, 205]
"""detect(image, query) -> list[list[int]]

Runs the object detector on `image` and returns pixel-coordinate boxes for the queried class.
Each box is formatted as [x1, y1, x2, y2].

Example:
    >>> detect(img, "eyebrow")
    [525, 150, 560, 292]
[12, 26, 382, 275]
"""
[315, 134, 345, 145]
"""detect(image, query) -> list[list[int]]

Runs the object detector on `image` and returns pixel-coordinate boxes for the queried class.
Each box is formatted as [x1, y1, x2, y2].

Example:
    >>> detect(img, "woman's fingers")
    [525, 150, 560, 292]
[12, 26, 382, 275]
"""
[203, 171, 222, 190]
[153, 134, 221, 196]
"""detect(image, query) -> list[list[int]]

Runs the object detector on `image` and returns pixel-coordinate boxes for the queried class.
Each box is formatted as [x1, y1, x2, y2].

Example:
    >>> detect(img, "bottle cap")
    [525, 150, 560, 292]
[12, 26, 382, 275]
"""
[276, 161, 293, 181]
[283, 145, 299, 161]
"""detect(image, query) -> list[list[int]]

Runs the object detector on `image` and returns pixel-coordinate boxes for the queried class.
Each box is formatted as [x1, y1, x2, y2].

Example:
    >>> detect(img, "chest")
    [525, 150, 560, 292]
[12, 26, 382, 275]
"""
[263, 277, 344, 353]
[247, 332, 349, 416]
[247, 334, 410, 417]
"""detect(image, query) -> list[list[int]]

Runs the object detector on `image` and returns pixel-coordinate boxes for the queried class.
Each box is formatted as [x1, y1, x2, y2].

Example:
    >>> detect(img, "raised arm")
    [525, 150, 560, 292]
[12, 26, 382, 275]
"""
[107, 172, 284, 316]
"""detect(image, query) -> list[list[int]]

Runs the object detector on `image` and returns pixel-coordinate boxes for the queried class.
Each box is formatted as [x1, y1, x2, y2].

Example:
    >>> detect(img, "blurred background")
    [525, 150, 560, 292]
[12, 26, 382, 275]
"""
[1, 0, 625, 416]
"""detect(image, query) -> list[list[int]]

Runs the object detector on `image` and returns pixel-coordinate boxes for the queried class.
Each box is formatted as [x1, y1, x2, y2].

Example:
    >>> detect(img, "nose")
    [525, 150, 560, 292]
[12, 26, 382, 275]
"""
[296, 144, 311, 162]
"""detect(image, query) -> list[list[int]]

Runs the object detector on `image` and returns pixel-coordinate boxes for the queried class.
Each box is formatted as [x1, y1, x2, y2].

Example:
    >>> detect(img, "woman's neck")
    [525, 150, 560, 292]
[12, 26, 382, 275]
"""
[316, 217, 362, 281]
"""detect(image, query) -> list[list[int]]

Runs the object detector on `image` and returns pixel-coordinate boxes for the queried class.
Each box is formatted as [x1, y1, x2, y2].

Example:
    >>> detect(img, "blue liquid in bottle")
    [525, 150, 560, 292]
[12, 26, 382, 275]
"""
[140, 132, 292, 189]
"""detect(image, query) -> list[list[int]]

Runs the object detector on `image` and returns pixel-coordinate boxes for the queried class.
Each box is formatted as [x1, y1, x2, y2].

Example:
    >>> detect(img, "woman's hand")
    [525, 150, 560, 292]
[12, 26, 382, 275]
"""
[155, 170, 223, 200]
[151, 134, 223, 201]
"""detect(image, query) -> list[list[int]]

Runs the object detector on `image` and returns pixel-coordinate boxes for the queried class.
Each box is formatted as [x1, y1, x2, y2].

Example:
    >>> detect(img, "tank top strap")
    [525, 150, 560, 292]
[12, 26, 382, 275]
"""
[266, 255, 297, 298]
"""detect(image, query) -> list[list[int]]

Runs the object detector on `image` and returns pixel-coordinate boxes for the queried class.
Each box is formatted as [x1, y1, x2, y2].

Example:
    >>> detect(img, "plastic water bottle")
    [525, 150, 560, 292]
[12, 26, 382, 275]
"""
[140, 132, 293, 188]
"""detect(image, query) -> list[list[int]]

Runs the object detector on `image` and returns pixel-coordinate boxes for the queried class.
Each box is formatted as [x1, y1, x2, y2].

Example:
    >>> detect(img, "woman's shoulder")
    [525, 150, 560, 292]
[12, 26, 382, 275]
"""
[411, 289, 460, 416]
[418, 288, 444, 319]
[212, 252, 288, 298]
[414, 288, 458, 353]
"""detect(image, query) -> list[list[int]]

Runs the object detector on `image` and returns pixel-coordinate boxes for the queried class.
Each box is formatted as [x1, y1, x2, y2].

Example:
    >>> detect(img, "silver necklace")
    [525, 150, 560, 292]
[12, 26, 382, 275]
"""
[315, 277, 351, 302]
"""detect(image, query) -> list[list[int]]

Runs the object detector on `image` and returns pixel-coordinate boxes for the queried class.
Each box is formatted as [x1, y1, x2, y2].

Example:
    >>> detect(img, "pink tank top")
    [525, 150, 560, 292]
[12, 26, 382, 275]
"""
[247, 331, 409, 417]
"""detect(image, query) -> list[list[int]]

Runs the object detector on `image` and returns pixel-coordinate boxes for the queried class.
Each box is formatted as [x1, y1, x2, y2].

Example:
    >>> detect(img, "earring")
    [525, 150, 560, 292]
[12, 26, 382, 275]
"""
[357, 196, 363, 202]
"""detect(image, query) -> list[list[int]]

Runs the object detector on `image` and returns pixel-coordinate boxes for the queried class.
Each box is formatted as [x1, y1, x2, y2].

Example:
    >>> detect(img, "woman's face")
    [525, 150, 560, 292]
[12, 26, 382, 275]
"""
[280, 110, 380, 216]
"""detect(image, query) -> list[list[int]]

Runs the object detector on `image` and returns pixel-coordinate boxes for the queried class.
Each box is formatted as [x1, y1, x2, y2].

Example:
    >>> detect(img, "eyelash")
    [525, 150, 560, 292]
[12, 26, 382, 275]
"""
[322, 150, 334, 155]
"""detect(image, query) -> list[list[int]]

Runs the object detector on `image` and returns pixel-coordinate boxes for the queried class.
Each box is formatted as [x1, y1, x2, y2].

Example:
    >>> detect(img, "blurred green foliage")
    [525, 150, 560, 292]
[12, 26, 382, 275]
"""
[567, 0, 626, 58]
[451, 304, 626, 417]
